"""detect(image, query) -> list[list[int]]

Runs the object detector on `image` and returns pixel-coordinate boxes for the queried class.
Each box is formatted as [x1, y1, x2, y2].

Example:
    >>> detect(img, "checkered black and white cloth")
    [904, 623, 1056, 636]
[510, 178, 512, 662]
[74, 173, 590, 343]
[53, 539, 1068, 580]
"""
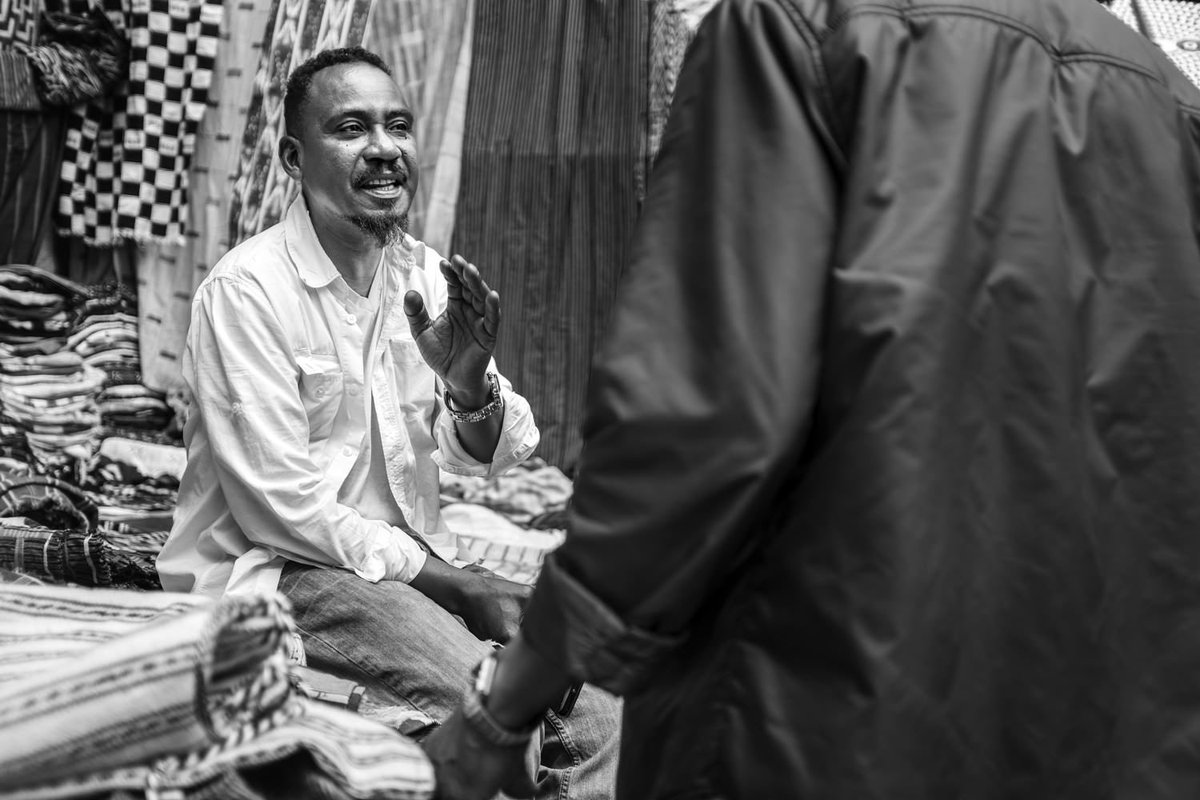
[58, 0, 224, 246]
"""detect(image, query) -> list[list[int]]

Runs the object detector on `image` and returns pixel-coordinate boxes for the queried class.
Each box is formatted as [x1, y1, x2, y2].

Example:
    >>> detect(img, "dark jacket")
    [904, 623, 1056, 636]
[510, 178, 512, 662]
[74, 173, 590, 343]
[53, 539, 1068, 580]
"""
[521, 0, 1200, 797]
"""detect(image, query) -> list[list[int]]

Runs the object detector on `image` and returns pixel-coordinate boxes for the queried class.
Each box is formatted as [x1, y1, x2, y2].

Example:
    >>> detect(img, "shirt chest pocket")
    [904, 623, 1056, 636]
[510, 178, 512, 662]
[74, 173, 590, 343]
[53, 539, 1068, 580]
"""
[387, 338, 436, 415]
[296, 354, 343, 440]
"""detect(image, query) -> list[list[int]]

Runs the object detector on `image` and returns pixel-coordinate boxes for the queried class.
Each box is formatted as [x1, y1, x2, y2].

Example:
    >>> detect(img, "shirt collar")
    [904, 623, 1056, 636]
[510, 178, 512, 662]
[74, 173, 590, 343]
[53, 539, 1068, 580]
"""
[285, 194, 427, 289]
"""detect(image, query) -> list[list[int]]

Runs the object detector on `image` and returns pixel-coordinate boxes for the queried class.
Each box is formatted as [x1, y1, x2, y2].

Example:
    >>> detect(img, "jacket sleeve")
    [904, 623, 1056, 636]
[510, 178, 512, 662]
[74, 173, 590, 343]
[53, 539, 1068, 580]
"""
[187, 275, 428, 584]
[519, 0, 842, 693]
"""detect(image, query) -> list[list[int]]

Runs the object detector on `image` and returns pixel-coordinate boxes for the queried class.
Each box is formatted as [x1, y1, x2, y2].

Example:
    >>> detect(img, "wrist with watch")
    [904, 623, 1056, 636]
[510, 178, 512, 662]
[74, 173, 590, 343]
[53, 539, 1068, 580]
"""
[465, 648, 585, 747]
[444, 372, 504, 424]
[465, 648, 539, 746]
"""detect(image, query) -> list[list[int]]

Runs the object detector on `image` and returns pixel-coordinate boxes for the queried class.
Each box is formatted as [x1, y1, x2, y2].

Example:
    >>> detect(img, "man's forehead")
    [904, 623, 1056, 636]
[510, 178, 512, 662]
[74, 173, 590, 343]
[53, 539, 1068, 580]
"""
[309, 63, 410, 115]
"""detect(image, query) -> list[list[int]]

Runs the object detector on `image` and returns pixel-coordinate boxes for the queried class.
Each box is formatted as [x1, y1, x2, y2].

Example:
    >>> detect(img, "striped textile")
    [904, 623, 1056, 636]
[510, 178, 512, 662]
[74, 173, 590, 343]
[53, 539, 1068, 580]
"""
[0, 584, 434, 799]
[451, 0, 650, 470]
[0, 526, 113, 585]
[0, 104, 65, 264]
[0, 472, 99, 531]
[0, 50, 40, 110]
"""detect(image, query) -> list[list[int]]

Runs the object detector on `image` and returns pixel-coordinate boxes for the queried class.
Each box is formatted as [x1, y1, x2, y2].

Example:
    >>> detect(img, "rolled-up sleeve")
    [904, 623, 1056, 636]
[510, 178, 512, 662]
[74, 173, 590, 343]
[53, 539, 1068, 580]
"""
[520, 0, 838, 693]
[190, 275, 428, 583]
[430, 363, 540, 477]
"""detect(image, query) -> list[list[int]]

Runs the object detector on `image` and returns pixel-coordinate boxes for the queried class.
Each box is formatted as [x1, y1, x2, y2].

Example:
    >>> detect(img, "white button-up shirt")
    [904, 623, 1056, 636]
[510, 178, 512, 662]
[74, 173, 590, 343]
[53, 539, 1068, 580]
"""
[157, 196, 540, 598]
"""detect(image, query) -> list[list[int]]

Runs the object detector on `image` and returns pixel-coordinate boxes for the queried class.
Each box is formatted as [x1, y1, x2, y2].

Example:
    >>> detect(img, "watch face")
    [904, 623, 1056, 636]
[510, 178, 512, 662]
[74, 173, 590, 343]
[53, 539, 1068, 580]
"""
[474, 650, 500, 696]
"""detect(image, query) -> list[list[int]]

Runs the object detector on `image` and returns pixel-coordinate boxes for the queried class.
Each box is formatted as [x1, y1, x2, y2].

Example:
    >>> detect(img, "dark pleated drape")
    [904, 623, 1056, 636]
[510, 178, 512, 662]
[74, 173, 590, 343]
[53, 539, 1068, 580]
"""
[0, 108, 63, 265]
[452, 0, 649, 472]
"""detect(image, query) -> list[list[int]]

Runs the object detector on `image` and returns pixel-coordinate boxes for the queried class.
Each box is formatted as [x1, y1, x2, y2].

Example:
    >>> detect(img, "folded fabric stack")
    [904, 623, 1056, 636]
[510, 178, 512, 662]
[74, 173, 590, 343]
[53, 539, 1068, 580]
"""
[0, 428, 34, 475]
[0, 469, 116, 586]
[0, 347, 106, 475]
[0, 265, 99, 476]
[439, 456, 574, 527]
[0, 584, 435, 799]
[68, 285, 173, 434]
[85, 450, 179, 512]
[439, 457, 575, 584]
[0, 469, 99, 530]
[0, 264, 87, 349]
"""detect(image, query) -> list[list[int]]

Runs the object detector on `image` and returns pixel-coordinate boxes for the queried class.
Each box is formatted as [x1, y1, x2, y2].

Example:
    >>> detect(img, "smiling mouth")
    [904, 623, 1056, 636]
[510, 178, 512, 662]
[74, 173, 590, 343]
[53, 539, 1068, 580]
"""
[357, 174, 406, 199]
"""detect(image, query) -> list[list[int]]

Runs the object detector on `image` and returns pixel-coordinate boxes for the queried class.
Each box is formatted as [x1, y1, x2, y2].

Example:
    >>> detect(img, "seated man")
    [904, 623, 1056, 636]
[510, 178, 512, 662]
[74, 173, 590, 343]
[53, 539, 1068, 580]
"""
[157, 46, 619, 799]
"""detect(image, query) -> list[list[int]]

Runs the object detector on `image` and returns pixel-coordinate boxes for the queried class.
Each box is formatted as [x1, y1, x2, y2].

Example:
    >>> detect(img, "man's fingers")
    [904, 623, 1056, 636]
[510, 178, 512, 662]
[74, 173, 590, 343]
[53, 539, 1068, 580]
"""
[482, 291, 501, 339]
[447, 254, 494, 315]
[403, 289, 431, 334]
[440, 260, 463, 300]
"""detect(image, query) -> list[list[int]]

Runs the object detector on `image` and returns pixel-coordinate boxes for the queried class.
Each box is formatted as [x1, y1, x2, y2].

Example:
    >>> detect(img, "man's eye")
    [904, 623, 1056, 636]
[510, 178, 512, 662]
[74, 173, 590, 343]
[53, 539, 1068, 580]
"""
[389, 121, 411, 135]
[340, 123, 364, 134]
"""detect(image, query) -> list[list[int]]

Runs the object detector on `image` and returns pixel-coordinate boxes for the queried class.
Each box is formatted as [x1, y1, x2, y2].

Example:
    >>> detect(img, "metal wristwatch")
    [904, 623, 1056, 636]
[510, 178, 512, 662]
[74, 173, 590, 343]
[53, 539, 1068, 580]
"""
[444, 372, 504, 424]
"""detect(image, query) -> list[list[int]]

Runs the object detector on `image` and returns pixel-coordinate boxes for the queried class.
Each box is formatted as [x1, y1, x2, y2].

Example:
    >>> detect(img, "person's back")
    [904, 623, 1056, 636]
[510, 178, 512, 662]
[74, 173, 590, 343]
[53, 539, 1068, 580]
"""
[494, 0, 1200, 797]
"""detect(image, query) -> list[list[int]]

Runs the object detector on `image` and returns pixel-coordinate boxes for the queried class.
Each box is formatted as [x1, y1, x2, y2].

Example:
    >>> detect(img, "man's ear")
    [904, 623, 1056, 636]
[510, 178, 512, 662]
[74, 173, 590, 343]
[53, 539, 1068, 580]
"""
[279, 135, 302, 178]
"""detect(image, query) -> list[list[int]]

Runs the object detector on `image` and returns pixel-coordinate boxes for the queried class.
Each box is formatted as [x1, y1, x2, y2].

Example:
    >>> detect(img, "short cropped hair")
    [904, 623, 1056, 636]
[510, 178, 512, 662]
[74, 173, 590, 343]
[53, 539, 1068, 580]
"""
[283, 46, 392, 139]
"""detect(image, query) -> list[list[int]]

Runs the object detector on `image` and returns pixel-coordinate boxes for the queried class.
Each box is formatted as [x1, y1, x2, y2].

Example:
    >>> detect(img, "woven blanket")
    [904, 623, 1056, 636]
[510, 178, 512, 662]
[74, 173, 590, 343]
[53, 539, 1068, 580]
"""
[0, 584, 434, 798]
[0, 525, 112, 585]
[0, 472, 98, 530]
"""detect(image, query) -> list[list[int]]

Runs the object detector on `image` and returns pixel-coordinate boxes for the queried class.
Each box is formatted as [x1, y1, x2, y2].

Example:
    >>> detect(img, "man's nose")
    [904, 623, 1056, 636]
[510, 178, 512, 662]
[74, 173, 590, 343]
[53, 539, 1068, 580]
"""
[365, 125, 403, 160]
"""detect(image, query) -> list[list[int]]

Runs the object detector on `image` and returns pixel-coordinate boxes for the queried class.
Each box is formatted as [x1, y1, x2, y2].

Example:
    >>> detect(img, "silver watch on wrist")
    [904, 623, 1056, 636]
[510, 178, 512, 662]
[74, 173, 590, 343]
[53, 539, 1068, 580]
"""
[444, 372, 504, 424]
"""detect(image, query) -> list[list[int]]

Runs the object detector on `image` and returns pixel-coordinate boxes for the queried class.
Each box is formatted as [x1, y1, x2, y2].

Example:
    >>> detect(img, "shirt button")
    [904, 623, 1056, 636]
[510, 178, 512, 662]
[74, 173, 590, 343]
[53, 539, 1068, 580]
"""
[342, 446, 354, 457]
[348, 385, 360, 397]
[345, 313, 357, 324]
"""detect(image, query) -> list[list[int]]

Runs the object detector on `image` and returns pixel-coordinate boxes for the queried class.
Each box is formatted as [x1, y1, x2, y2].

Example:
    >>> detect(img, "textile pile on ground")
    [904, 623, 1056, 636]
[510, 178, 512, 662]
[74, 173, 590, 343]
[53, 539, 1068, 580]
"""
[0, 264, 176, 481]
[0, 581, 434, 799]
[439, 456, 573, 584]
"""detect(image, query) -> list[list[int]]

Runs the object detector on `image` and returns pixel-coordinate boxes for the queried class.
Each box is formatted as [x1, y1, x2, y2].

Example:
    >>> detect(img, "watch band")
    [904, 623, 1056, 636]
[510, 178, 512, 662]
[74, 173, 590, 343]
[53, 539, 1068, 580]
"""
[462, 686, 539, 747]
[444, 372, 504, 424]
[464, 650, 539, 747]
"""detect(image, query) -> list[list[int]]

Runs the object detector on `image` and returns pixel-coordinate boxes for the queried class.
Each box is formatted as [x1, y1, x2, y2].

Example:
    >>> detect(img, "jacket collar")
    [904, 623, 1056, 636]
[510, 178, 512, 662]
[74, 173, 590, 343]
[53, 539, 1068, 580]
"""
[284, 193, 426, 289]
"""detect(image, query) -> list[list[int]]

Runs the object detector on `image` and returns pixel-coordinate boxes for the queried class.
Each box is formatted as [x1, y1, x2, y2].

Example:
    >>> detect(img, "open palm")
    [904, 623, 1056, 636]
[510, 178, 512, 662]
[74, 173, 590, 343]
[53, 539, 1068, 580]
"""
[403, 254, 500, 401]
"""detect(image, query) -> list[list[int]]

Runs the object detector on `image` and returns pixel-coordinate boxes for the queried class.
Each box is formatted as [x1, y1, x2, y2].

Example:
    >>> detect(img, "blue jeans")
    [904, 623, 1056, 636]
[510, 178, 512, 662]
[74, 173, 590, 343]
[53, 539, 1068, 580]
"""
[279, 563, 621, 800]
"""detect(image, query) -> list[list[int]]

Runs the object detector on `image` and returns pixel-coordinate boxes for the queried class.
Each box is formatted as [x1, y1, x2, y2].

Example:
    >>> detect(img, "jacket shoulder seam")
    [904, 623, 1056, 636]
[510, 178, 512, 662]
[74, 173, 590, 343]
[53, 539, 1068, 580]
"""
[838, 3, 1166, 87]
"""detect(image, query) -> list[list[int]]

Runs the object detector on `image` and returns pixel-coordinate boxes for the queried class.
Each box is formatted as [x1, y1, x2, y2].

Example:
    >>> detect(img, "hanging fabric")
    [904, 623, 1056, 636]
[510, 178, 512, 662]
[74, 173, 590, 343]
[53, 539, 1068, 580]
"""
[135, 0, 274, 393]
[451, 0, 649, 470]
[56, 0, 224, 247]
[0, 0, 65, 266]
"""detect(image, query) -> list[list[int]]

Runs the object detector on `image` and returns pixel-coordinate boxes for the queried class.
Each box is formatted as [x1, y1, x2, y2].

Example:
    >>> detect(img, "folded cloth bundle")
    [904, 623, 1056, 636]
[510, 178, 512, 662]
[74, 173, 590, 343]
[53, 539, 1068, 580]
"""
[0, 267, 89, 344]
[0, 471, 99, 531]
[0, 525, 113, 586]
[0, 585, 435, 799]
